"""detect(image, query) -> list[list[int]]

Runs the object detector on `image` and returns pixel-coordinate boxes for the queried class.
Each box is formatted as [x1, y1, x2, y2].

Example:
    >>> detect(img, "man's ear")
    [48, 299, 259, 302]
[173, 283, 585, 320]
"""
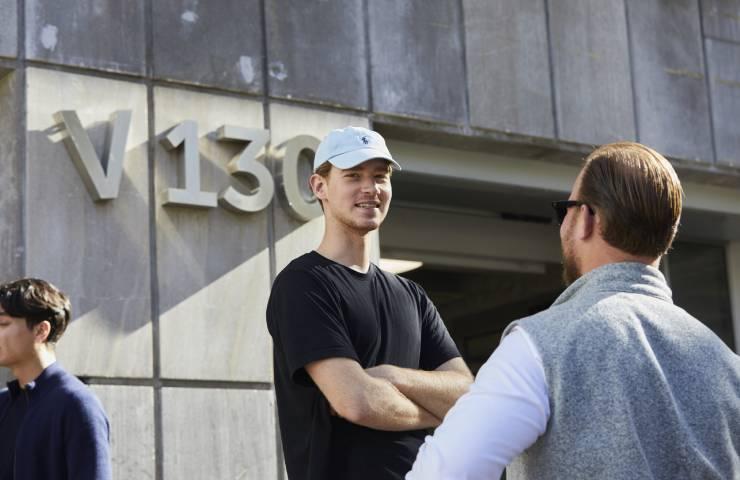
[310, 173, 328, 201]
[578, 204, 596, 240]
[33, 320, 51, 344]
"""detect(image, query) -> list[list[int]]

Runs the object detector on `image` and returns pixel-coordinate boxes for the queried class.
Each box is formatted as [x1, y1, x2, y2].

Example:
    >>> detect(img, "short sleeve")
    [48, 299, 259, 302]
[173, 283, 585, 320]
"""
[415, 282, 461, 371]
[267, 269, 360, 386]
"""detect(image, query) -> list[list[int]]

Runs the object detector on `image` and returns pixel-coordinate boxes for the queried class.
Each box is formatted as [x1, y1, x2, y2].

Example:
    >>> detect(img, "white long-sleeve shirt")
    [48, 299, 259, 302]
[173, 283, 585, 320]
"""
[406, 327, 550, 479]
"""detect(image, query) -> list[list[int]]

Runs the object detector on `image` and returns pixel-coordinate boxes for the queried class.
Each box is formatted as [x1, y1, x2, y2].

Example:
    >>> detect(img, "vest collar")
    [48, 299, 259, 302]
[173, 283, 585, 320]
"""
[552, 261, 672, 307]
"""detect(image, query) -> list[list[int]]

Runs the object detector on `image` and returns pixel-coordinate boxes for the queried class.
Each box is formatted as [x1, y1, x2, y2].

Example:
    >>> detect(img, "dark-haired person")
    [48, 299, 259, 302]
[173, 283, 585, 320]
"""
[0, 278, 111, 480]
[407, 142, 740, 479]
[266, 126, 472, 480]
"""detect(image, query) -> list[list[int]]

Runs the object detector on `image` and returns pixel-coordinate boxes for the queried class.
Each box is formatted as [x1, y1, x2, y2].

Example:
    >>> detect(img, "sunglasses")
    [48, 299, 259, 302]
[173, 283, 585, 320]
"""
[551, 200, 594, 225]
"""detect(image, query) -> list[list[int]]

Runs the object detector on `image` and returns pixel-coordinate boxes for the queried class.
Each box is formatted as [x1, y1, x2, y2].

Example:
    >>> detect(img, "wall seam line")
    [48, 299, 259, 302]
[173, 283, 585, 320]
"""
[18, 0, 27, 277]
[698, 0, 719, 164]
[258, 1, 284, 478]
[457, 0, 472, 133]
[543, 0, 560, 139]
[363, 0, 374, 123]
[143, 1, 163, 479]
[623, 0, 641, 143]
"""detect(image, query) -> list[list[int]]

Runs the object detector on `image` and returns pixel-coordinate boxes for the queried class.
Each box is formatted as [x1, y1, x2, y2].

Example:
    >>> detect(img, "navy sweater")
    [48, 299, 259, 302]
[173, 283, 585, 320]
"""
[0, 362, 111, 480]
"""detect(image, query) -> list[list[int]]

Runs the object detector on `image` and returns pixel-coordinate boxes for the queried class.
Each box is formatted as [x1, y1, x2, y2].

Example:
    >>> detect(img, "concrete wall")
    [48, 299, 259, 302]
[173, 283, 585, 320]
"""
[1, 1, 739, 479]
[2, 1, 740, 163]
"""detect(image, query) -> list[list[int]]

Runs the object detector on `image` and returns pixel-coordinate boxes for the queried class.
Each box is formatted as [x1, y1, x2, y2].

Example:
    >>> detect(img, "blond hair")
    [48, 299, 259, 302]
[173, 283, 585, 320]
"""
[579, 142, 683, 257]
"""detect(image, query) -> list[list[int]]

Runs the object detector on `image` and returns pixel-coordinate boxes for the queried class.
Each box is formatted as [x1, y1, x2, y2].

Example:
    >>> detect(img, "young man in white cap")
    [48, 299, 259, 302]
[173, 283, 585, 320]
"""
[266, 126, 472, 480]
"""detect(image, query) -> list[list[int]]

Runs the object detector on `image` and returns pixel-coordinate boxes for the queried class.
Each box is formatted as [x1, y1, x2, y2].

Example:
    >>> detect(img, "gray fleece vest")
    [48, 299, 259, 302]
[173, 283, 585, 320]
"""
[504, 262, 740, 480]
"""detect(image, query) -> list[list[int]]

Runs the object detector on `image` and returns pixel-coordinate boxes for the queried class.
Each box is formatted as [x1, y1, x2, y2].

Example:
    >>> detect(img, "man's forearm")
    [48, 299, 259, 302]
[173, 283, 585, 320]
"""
[339, 376, 441, 431]
[367, 366, 472, 420]
[306, 357, 444, 432]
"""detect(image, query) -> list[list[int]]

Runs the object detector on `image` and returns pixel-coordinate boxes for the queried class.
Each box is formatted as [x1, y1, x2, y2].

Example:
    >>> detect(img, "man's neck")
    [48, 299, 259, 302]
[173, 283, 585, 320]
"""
[316, 227, 374, 273]
[13, 348, 56, 388]
[580, 241, 660, 277]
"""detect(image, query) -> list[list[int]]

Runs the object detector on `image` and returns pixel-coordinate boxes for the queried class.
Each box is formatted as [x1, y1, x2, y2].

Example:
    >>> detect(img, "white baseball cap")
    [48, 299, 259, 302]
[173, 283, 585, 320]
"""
[313, 126, 401, 172]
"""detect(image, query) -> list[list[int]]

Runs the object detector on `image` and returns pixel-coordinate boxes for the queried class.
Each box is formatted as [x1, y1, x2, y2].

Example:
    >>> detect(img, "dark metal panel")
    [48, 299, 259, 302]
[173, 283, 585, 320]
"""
[701, 0, 740, 42]
[707, 39, 740, 167]
[0, 0, 17, 58]
[153, 0, 263, 93]
[627, 0, 714, 162]
[370, 0, 466, 123]
[25, 0, 146, 74]
[550, 0, 636, 145]
[265, 0, 367, 109]
[464, 0, 553, 137]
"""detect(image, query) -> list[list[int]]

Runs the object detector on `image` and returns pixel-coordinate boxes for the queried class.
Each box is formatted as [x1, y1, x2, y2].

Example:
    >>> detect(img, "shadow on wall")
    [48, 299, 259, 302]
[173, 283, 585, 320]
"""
[22, 102, 321, 381]
[24, 120, 153, 377]
[153, 126, 273, 380]
[27, 122, 151, 335]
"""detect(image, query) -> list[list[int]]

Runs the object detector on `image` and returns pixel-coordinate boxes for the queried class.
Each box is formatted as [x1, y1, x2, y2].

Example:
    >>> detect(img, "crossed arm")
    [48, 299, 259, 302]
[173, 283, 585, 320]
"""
[366, 358, 473, 421]
[306, 357, 473, 431]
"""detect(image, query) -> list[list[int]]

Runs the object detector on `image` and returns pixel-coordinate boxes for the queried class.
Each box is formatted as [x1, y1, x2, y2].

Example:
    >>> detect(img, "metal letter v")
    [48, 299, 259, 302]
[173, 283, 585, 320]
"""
[54, 110, 132, 201]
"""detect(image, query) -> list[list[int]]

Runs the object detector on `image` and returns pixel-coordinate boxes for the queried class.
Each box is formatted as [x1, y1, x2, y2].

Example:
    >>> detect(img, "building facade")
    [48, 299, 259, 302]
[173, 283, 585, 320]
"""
[1, 0, 739, 478]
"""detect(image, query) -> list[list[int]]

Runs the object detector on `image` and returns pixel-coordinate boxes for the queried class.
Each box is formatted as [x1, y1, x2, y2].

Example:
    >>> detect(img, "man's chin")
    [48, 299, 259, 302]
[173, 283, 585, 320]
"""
[355, 223, 380, 235]
[342, 218, 379, 235]
[352, 216, 384, 233]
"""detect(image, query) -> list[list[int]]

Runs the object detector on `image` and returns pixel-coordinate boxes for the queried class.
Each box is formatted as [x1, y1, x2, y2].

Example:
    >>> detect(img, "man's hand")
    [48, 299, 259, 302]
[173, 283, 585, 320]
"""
[365, 359, 473, 420]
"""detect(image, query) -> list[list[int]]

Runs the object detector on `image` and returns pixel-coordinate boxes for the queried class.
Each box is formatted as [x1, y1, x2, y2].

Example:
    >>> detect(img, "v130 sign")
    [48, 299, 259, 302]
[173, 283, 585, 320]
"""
[54, 110, 322, 222]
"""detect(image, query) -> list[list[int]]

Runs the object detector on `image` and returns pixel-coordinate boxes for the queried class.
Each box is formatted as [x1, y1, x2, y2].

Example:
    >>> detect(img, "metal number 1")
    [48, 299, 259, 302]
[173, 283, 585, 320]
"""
[160, 120, 218, 208]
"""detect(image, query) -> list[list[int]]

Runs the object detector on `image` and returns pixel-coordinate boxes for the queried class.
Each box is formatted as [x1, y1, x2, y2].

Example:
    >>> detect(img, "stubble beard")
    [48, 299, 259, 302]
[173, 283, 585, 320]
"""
[336, 209, 384, 236]
[561, 238, 581, 287]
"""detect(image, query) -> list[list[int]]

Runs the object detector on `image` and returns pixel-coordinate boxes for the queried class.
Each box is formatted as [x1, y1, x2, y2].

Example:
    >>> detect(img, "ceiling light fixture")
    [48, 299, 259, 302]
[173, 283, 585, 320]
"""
[378, 258, 424, 275]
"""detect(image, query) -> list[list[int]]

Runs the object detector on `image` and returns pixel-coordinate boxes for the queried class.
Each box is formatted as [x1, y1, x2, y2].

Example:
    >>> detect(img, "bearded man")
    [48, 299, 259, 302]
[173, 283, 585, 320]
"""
[407, 142, 740, 480]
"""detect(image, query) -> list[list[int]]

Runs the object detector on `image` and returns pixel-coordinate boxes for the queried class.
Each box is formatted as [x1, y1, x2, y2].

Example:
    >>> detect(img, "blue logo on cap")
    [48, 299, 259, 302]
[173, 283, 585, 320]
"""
[361, 136, 369, 145]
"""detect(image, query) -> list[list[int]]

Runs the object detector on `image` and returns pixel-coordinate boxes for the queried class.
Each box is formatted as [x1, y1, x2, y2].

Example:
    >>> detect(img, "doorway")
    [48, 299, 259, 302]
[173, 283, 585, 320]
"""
[380, 171, 567, 372]
[399, 262, 563, 373]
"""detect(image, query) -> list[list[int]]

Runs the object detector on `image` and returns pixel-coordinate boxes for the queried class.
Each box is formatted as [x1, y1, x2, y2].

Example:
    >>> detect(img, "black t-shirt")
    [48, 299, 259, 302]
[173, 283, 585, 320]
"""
[266, 251, 460, 480]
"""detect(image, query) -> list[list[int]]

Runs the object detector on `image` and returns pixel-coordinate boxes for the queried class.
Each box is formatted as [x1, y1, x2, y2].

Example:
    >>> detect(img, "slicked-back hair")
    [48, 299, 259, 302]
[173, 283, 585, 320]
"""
[0, 278, 71, 343]
[579, 142, 683, 258]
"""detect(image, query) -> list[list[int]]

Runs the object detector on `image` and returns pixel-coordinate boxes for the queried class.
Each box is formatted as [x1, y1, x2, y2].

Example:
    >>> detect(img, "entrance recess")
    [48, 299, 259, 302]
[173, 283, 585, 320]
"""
[380, 170, 567, 372]
[381, 139, 740, 357]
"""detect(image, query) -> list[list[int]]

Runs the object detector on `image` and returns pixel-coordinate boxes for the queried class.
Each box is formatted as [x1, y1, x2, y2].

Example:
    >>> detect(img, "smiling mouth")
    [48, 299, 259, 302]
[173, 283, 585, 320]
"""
[355, 202, 380, 208]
